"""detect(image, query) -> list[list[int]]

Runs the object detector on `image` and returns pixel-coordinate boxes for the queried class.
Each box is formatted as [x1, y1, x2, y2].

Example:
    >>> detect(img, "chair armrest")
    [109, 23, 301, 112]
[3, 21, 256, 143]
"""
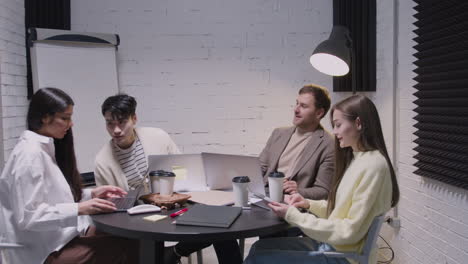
[0, 243, 23, 248]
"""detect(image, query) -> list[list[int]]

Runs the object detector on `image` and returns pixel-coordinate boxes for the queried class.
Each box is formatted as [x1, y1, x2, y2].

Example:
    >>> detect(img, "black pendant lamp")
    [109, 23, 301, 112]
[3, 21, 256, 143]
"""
[310, 26, 352, 76]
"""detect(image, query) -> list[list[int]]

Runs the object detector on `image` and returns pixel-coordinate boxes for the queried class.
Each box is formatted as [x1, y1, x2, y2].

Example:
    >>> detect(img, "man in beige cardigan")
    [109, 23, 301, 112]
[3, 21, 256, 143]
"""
[94, 94, 180, 191]
[94, 94, 243, 264]
[259, 84, 334, 200]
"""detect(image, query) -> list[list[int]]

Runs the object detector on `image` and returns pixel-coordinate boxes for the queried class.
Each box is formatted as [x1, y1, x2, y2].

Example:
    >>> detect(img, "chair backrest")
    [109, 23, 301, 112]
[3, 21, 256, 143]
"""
[0, 243, 22, 249]
[0, 209, 23, 264]
[360, 214, 385, 257]
[0, 242, 23, 264]
[322, 214, 386, 264]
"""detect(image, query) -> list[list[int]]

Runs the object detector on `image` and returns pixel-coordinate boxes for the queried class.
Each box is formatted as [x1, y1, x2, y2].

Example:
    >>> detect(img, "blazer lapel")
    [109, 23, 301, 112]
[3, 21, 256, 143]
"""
[289, 128, 325, 180]
[271, 127, 296, 171]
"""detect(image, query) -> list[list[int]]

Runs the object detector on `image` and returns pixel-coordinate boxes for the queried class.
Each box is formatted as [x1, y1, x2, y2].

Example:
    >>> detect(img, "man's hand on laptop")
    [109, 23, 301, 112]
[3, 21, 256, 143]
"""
[92, 185, 127, 199]
[283, 179, 298, 194]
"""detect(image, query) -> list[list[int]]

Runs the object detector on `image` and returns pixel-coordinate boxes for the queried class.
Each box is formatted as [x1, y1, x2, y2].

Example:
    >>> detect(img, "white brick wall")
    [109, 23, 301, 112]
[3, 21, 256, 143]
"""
[71, 0, 334, 155]
[0, 0, 27, 167]
[71, 0, 397, 158]
[388, 1, 468, 263]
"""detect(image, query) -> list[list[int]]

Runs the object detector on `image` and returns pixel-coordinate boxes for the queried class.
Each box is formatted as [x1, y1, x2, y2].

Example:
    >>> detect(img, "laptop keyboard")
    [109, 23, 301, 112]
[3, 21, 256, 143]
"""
[108, 197, 136, 210]
[109, 187, 143, 210]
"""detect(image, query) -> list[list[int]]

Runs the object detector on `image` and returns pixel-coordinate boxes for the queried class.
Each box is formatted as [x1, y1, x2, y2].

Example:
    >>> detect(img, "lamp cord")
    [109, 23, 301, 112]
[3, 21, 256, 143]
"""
[377, 235, 395, 264]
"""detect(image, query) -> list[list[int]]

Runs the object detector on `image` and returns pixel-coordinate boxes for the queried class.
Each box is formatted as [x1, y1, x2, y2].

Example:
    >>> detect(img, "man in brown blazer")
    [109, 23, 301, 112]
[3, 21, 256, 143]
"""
[259, 84, 334, 200]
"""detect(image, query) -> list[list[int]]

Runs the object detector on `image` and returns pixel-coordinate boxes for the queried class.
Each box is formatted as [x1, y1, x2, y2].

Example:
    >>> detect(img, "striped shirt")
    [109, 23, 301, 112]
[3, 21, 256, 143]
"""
[112, 136, 148, 189]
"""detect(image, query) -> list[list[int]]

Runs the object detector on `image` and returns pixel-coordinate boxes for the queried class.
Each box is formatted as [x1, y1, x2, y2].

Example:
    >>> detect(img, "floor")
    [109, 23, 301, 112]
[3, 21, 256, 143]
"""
[180, 237, 257, 264]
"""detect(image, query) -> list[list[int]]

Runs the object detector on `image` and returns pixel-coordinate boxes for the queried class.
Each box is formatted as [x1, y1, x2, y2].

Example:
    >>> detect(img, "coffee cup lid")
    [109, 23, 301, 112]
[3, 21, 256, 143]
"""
[268, 171, 285, 178]
[149, 170, 166, 177]
[163, 171, 176, 177]
[232, 176, 250, 183]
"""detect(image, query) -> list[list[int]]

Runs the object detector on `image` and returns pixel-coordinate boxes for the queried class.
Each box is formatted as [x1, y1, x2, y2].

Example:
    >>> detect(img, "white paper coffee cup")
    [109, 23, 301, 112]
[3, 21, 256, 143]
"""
[232, 176, 250, 207]
[160, 171, 176, 196]
[149, 170, 165, 193]
[268, 172, 285, 202]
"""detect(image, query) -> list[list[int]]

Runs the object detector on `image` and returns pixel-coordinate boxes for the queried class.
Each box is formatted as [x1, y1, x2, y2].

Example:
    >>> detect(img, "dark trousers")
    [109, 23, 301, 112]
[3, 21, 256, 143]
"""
[244, 237, 350, 264]
[260, 226, 303, 239]
[44, 226, 139, 264]
[175, 240, 243, 264]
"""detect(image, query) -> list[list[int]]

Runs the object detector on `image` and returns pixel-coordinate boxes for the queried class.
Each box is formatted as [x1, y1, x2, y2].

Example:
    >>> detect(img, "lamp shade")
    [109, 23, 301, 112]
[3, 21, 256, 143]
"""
[310, 26, 351, 76]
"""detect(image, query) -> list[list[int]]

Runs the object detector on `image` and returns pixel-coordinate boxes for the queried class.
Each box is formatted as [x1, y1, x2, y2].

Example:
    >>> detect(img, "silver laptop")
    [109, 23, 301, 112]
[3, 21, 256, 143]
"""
[201, 152, 266, 197]
[107, 185, 143, 212]
[147, 154, 207, 192]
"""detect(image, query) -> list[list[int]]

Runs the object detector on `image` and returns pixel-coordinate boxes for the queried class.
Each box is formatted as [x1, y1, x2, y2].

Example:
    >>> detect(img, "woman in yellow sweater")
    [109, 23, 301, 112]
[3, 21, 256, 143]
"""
[245, 95, 399, 264]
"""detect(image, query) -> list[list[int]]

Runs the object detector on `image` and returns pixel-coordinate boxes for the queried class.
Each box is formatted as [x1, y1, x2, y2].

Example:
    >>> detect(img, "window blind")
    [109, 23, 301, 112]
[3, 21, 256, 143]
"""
[413, 0, 468, 189]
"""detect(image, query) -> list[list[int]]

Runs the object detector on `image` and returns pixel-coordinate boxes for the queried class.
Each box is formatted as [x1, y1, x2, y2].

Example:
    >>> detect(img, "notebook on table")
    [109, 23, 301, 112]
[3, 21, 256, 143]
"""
[175, 204, 242, 228]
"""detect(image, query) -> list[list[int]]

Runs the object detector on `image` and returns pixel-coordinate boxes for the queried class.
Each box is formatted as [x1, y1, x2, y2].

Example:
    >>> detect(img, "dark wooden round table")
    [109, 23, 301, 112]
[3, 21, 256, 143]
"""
[92, 204, 289, 264]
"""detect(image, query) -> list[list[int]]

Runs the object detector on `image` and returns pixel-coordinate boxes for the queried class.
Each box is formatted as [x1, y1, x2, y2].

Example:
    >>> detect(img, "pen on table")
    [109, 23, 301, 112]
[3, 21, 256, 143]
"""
[170, 208, 188, 218]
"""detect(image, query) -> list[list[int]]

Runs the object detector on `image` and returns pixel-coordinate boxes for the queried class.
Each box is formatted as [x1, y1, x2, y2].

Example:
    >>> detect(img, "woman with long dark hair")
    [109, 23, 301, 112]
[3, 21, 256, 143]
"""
[0, 88, 138, 264]
[245, 95, 399, 264]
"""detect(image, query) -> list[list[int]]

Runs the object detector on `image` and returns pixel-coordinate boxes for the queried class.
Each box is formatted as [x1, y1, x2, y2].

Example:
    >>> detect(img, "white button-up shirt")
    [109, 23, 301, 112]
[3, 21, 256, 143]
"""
[0, 130, 91, 264]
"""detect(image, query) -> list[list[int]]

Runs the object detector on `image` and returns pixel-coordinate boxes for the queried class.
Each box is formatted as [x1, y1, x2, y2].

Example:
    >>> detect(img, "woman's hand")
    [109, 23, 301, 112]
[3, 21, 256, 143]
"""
[91, 185, 127, 199]
[284, 193, 310, 209]
[268, 202, 290, 219]
[78, 198, 117, 215]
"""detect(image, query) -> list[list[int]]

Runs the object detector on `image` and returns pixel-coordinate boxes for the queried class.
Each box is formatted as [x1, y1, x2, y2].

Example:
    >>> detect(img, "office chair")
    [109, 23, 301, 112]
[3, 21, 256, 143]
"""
[81, 172, 96, 187]
[0, 206, 24, 264]
[306, 214, 385, 264]
[186, 250, 203, 264]
[0, 242, 24, 264]
[0, 243, 22, 249]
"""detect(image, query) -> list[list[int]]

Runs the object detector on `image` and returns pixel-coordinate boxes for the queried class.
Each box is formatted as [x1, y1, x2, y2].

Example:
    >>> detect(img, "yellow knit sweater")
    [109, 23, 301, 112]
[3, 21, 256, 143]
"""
[285, 150, 393, 264]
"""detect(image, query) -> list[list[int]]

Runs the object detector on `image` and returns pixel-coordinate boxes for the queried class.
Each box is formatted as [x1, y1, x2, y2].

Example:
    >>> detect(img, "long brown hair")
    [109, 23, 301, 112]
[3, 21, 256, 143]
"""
[27, 88, 82, 201]
[327, 95, 399, 215]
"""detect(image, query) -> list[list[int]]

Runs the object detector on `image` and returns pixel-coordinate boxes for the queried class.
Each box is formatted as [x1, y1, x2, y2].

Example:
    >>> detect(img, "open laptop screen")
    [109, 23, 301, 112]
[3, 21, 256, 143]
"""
[201, 152, 265, 196]
[147, 154, 207, 192]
